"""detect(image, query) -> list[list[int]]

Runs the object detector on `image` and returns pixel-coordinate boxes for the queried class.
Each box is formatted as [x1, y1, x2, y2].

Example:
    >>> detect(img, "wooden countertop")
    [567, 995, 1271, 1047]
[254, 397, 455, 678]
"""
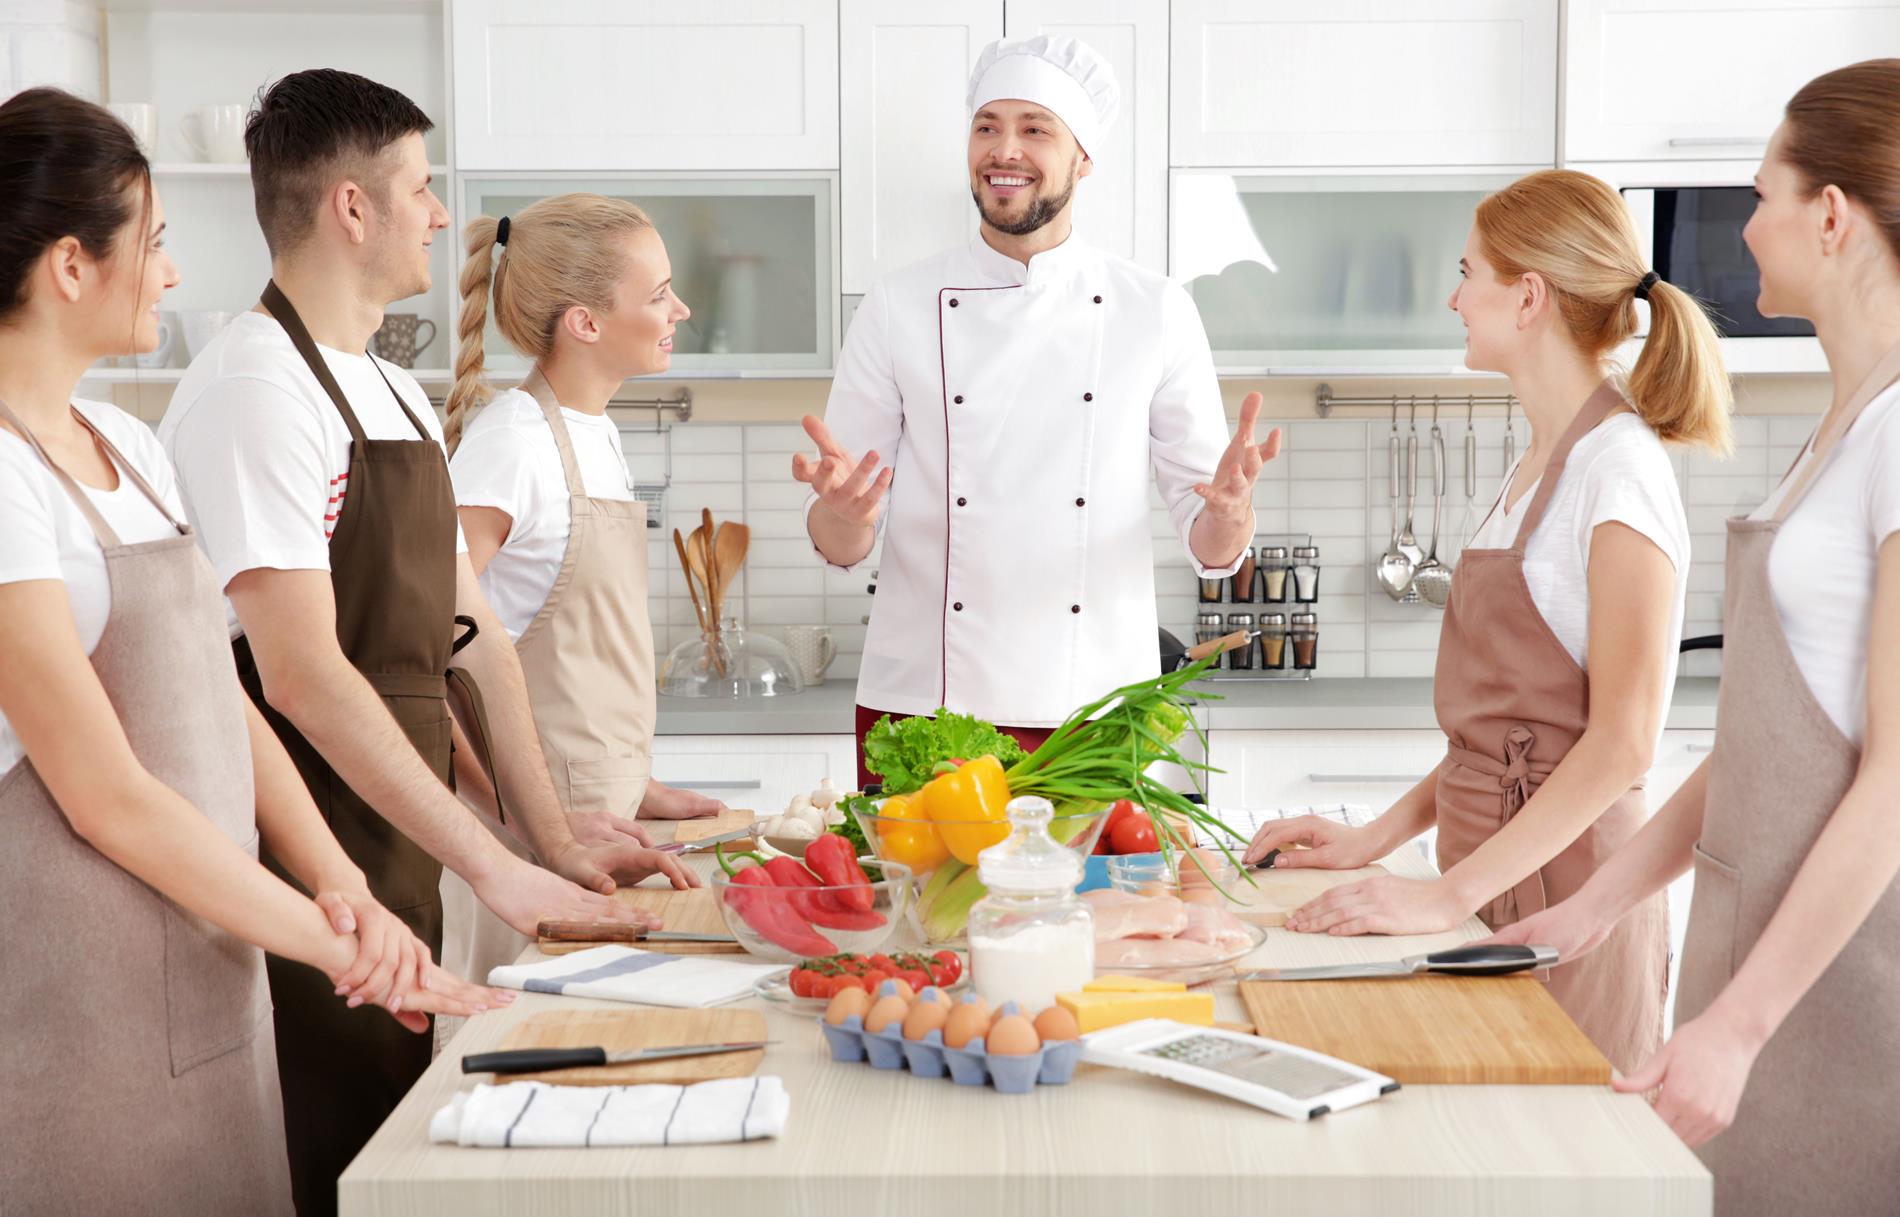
[340, 829, 1710, 1217]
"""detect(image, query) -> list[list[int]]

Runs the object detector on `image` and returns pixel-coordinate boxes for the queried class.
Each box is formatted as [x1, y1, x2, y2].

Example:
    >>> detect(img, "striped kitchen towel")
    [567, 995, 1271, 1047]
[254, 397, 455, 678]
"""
[429, 1077, 790, 1147]
[488, 946, 786, 1008]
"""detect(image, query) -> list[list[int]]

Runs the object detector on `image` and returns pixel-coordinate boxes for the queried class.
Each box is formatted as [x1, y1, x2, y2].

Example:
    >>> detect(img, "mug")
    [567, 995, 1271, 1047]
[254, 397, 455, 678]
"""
[106, 102, 158, 157]
[178, 104, 249, 163]
[180, 310, 236, 359]
[781, 625, 836, 685]
[129, 311, 177, 369]
[371, 313, 437, 368]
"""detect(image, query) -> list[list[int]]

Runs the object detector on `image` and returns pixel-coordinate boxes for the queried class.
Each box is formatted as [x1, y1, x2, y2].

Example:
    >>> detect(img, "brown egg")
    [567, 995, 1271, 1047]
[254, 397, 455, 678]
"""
[986, 1013, 1041, 1056]
[916, 985, 953, 1006]
[943, 1001, 991, 1050]
[825, 985, 872, 1026]
[1033, 1005, 1080, 1042]
[865, 994, 911, 1034]
[885, 979, 916, 1001]
[902, 999, 951, 1041]
[988, 1003, 1020, 1030]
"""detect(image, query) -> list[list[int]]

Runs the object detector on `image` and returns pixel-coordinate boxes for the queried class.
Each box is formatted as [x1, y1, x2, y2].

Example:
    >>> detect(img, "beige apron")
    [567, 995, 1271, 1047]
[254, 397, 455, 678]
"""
[439, 370, 656, 996]
[1433, 380, 1671, 1075]
[0, 401, 292, 1214]
[1675, 343, 1900, 1217]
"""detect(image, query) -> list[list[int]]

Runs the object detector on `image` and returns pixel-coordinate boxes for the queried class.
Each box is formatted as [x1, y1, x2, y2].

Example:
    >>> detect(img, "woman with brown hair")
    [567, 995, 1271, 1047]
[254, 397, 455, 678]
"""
[1246, 167, 1735, 1074]
[0, 88, 505, 1213]
[1490, 60, 1900, 1214]
[438, 194, 711, 986]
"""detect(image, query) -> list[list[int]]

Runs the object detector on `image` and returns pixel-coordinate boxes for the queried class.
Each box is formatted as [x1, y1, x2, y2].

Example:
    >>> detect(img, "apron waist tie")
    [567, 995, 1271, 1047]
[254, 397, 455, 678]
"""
[1448, 725, 1554, 819]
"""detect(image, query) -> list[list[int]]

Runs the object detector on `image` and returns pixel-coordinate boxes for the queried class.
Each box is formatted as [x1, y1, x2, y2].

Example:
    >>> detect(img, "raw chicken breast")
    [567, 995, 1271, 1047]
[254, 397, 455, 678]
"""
[1177, 901, 1255, 954]
[1082, 890, 1189, 941]
[1096, 937, 1224, 967]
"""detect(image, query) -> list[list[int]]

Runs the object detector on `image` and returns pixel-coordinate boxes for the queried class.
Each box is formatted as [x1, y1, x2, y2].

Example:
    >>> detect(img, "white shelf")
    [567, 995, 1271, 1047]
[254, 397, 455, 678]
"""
[81, 366, 454, 384]
[153, 163, 452, 177]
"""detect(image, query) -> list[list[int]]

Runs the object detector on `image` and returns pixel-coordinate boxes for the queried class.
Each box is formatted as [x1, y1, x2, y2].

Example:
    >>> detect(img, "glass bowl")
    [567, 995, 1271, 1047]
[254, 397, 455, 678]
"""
[1095, 920, 1267, 986]
[660, 617, 804, 698]
[1106, 849, 1244, 896]
[710, 856, 912, 963]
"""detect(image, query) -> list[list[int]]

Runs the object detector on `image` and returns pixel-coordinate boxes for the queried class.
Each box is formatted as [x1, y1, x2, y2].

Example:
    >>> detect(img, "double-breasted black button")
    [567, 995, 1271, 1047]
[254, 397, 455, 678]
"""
[1071, 605, 1081, 614]
[953, 394, 964, 403]
[1076, 497, 1086, 507]
[948, 298, 959, 307]
[957, 497, 967, 507]
[953, 602, 964, 612]
[1083, 392, 1093, 402]
[1093, 295, 1103, 304]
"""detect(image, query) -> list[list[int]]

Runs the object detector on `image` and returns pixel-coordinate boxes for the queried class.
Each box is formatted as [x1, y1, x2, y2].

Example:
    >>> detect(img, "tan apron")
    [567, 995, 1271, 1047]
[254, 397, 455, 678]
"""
[0, 401, 292, 1214]
[1433, 380, 1671, 1075]
[439, 369, 656, 995]
[1675, 342, 1900, 1217]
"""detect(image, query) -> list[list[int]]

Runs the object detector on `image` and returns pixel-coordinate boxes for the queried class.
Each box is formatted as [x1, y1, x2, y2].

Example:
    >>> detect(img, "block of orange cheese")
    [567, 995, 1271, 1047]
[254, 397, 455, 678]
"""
[1056, 988, 1216, 1034]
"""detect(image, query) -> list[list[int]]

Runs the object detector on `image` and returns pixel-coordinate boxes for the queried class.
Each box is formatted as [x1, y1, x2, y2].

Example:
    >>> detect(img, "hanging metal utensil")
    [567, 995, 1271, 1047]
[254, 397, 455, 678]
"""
[1375, 396, 1415, 601]
[1503, 396, 1518, 476]
[1414, 399, 1453, 607]
[1458, 394, 1480, 557]
[1396, 398, 1424, 606]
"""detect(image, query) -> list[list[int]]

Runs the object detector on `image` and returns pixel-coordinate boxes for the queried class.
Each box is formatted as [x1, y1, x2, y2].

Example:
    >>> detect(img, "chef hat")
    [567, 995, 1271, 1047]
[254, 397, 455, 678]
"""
[966, 34, 1119, 162]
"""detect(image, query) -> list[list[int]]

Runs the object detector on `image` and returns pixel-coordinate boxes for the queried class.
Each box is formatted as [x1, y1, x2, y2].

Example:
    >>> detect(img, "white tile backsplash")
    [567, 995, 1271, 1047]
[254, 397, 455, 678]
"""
[636, 414, 1801, 686]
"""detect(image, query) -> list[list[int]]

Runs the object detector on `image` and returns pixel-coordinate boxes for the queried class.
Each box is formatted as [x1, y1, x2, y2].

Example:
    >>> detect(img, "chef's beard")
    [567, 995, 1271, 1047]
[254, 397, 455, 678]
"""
[971, 164, 1077, 237]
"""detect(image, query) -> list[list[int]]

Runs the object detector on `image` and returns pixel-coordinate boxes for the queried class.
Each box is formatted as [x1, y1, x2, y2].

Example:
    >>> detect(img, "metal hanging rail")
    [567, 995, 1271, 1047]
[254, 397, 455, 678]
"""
[1314, 383, 1517, 418]
[616, 386, 694, 428]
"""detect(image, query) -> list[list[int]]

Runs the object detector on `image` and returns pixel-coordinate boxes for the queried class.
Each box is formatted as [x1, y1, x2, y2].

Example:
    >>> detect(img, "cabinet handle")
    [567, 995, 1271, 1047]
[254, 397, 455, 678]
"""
[665, 779, 765, 790]
[1307, 773, 1430, 784]
[1685, 743, 1714, 754]
[1666, 136, 1766, 148]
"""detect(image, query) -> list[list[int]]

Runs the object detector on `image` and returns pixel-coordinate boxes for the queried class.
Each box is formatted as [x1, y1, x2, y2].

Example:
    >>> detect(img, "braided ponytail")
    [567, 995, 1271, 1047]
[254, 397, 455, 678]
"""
[444, 214, 500, 453]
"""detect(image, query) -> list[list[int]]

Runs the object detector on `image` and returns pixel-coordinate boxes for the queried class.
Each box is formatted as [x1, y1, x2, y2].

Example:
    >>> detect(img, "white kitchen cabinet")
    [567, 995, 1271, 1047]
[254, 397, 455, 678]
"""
[1203, 728, 1447, 815]
[450, 0, 839, 171]
[1565, 0, 1900, 162]
[1169, 0, 1558, 169]
[1005, 0, 1169, 272]
[838, 0, 1000, 294]
[650, 734, 857, 816]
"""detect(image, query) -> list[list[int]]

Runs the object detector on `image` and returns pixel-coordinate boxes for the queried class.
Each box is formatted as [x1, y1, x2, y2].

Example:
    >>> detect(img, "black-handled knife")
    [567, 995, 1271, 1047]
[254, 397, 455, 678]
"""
[462, 1041, 773, 1075]
[1240, 943, 1559, 982]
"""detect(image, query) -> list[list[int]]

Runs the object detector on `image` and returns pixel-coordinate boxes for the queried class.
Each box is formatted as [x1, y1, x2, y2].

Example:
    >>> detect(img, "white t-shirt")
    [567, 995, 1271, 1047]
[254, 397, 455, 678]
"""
[157, 310, 466, 638]
[0, 399, 187, 774]
[1751, 382, 1900, 746]
[1468, 412, 1691, 687]
[448, 388, 638, 639]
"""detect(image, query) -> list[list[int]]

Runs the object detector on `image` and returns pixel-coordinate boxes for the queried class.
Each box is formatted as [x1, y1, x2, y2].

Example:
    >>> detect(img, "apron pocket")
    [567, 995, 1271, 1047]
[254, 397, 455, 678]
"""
[164, 832, 271, 1077]
[1681, 843, 1744, 996]
[566, 753, 653, 818]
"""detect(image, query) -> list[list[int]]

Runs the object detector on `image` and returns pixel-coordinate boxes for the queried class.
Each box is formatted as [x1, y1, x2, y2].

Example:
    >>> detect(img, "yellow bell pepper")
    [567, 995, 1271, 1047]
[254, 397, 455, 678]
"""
[918, 754, 1013, 865]
[874, 793, 950, 873]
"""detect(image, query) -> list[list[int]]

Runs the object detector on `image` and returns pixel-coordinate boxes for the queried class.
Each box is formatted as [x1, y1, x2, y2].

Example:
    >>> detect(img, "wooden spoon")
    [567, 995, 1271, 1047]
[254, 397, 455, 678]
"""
[700, 508, 721, 631]
[712, 520, 750, 614]
[672, 528, 710, 635]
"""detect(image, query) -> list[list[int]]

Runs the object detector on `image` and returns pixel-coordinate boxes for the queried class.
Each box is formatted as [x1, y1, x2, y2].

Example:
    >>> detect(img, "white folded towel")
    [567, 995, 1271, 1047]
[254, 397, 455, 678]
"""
[488, 946, 786, 1008]
[429, 1077, 790, 1147]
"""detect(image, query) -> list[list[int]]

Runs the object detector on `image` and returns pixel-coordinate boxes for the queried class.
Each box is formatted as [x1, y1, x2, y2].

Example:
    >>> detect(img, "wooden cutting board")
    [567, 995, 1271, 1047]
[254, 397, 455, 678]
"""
[484, 1008, 768, 1086]
[1217, 863, 1390, 927]
[671, 809, 759, 848]
[1239, 974, 1611, 1085]
[537, 886, 744, 956]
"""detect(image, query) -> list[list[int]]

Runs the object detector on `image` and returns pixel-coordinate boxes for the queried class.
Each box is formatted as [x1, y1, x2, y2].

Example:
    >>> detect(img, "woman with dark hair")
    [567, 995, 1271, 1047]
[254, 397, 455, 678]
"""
[0, 88, 505, 1214]
[1492, 59, 1900, 1215]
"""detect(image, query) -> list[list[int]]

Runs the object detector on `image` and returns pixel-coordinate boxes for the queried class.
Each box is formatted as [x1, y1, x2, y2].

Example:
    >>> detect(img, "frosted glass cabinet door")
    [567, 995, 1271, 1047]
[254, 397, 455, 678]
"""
[461, 176, 836, 374]
[1171, 172, 1510, 370]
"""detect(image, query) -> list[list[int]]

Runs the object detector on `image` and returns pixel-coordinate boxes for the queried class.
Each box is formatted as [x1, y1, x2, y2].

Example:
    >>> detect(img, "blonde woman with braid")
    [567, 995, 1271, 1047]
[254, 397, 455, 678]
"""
[440, 194, 714, 985]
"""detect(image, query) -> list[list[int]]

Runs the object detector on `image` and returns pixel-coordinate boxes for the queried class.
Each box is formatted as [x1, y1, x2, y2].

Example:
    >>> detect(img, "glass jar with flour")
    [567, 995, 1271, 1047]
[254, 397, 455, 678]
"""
[968, 797, 1094, 1013]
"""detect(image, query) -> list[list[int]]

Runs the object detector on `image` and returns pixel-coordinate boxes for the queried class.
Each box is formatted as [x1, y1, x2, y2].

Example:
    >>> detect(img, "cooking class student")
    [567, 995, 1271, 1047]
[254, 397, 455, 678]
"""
[0, 87, 507, 1215]
[1245, 168, 1736, 1075]
[1486, 60, 1900, 1215]
[439, 193, 720, 992]
[796, 34, 1282, 776]
[155, 70, 690, 1215]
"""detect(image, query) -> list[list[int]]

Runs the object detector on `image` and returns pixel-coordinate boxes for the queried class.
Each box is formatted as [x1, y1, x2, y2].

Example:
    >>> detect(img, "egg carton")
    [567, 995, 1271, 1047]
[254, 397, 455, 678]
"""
[819, 995, 1083, 1095]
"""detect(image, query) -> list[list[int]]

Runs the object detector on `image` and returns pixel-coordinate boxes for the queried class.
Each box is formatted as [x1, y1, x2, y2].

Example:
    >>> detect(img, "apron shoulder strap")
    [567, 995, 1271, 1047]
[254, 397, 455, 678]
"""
[1767, 338, 1900, 522]
[519, 368, 588, 497]
[259, 280, 432, 445]
[1509, 379, 1630, 550]
[0, 397, 186, 549]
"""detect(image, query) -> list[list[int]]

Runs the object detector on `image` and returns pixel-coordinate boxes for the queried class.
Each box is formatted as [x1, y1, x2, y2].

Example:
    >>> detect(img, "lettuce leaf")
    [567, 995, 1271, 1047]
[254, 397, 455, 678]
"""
[860, 707, 1028, 795]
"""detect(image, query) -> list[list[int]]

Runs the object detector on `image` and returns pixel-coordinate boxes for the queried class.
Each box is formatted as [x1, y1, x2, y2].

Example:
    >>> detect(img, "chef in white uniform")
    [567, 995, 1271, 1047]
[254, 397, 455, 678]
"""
[798, 35, 1280, 770]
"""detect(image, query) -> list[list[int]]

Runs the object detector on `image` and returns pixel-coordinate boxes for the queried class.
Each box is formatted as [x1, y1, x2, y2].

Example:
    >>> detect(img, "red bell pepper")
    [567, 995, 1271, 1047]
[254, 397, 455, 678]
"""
[718, 848, 837, 956]
[804, 832, 876, 913]
[760, 855, 886, 932]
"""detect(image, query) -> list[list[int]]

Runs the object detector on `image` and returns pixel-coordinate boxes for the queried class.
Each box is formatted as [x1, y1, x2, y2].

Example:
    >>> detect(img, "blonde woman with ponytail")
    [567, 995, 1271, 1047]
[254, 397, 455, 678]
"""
[1246, 169, 1732, 1074]
[439, 194, 712, 989]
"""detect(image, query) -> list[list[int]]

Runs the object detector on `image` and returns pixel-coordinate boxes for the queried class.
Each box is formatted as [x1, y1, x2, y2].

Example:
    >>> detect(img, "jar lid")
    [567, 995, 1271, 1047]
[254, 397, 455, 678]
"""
[1226, 613, 1255, 627]
[1291, 611, 1318, 625]
[1262, 612, 1288, 626]
[1197, 612, 1225, 626]
[1259, 545, 1290, 560]
[977, 796, 1082, 891]
[1293, 545, 1320, 559]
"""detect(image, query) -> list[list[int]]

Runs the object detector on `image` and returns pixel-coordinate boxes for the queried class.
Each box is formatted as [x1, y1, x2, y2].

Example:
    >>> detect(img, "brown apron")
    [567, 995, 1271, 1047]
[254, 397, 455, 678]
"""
[0, 400, 292, 1214]
[440, 369, 657, 1004]
[1433, 379, 1670, 1075]
[231, 281, 468, 1217]
[1676, 342, 1900, 1216]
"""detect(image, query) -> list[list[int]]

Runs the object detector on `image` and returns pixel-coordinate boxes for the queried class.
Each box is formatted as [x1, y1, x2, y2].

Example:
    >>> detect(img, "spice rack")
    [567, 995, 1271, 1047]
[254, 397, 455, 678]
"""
[1191, 533, 1320, 682]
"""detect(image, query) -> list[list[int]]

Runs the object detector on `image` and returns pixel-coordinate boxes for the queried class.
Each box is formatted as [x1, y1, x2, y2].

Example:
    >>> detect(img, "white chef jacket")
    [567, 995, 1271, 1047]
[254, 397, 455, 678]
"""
[810, 231, 1244, 727]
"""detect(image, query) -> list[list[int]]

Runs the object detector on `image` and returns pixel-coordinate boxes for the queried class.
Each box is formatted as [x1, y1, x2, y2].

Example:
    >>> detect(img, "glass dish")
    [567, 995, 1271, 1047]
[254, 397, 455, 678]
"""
[1095, 921, 1267, 987]
[753, 960, 969, 1018]
[660, 617, 804, 699]
[709, 857, 912, 963]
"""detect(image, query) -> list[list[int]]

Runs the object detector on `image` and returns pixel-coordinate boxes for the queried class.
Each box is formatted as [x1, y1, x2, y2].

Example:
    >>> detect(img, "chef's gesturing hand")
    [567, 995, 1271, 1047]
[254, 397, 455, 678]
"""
[1284, 873, 1471, 937]
[1192, 391, 1283, 520]
[793, 414, 893, 529]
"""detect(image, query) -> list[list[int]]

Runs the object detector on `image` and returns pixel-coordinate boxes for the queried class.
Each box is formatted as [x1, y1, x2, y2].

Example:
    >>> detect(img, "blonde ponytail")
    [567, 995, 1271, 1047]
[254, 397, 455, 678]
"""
[444, 193, 656, 454]
[1475, 169, 1733, 454]
[445, 214, 500, 453]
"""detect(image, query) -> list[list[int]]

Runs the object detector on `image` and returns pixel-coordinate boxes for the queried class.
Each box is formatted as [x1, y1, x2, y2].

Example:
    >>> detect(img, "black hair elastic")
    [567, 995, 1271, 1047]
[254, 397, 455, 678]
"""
[1634, 270, 1660, 301]
[496, 215, 511, 247]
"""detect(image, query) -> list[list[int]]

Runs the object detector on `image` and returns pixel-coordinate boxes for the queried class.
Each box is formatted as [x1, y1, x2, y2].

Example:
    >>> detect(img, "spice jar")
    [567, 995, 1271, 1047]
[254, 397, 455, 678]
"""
[1292, 545, 1322, 604]
[1231, 547, 1258, 603]
[1194, 611, 1225, 658]
[1197, 569, 1225, 604]
[968, 796, 1094, 1013]
[1260, 612, 1289, 670]
[1225, 612, 1256, 671]
[1291, 611, 1320, 671]
[1259, 545, 1291, 603]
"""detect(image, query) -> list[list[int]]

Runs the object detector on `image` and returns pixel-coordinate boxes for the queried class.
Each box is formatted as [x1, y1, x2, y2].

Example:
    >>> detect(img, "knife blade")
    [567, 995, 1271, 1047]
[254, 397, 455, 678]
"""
[656, 824, 758, 854]
[536, 920, 738, 945]
[462, 1041, 774, 1075]
[1239, 943, 1558, 982]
